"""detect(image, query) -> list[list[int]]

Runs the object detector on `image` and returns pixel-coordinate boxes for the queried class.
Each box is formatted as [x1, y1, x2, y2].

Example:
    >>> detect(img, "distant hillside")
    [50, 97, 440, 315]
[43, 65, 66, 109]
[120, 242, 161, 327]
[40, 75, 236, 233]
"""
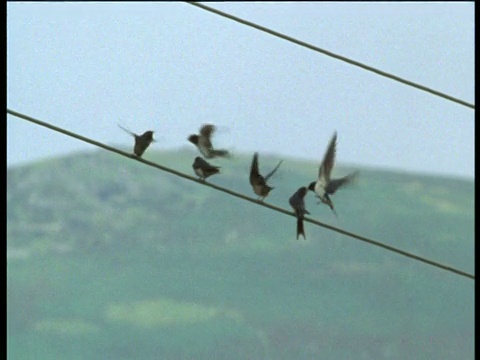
[7, 149, 474, 360]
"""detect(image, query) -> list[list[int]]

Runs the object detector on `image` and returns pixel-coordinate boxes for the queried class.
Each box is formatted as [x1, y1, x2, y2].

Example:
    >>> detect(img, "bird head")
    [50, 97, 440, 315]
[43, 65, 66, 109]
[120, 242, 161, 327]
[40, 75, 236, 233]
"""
[142, 131, 155, 142]
[307, 182, 316, 192]
[188, 134, 199, 145]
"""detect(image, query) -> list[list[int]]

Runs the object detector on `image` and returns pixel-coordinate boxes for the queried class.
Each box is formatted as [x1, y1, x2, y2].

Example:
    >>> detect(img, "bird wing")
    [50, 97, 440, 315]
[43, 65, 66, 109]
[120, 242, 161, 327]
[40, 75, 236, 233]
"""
[198, 125, 215, 151]
[210, 149, 230, 158]
[199, 124, 216, 139]
[318, 132, 337, 182]
[249, 153, 260, 185]
[197, 157, 220, 171]
[195, 157, 209, 168]
[264, 160, 283, 182]
[326, 171, 358, 195]
[192, 157, 202, 168]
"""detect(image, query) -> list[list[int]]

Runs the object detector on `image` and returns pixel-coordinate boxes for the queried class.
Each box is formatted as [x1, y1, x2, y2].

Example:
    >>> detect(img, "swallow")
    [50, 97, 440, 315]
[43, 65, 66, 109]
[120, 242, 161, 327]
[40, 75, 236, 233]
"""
[188, 124, 230, 159]
[118, 124, 155, 158]
[289, 186, 310, 240]
[192, 156, 220, 181]
[249, 152, 283, 201]
[307, 132, 358, 216]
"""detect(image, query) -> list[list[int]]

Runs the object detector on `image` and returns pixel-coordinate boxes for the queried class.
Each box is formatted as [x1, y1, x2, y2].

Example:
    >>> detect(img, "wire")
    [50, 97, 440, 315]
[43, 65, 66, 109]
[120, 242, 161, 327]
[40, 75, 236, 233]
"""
[186, 2, 475, 110]
[7, 108, 474, 280]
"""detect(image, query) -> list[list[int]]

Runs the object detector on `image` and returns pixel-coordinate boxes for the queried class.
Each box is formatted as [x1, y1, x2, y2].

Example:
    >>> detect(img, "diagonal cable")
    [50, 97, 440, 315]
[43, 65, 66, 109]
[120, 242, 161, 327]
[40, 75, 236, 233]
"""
[186, 2, 474, 110]
[6, 108, 475, 280]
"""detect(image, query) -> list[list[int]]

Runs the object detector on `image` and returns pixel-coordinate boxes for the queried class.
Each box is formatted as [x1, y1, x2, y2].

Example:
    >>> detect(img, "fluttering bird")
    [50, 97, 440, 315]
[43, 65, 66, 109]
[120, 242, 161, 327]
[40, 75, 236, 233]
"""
[308, 132, 358, 216]
[192, 156, 220, 181]
[118, 124, 155, 158]
[188, 124, 230, 159]
[289, 186, 310, 240]
[249, 152, 283, 201]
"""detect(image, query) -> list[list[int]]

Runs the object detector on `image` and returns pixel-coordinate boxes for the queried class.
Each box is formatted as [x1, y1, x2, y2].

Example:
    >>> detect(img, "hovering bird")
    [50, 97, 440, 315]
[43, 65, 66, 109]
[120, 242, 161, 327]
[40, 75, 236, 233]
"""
[308, 132, 358, 216]
[289, 186, 310, 240]
[118, 124, 155, 158]
[188, 124, 230, 159]
[192, 156, 220, 181]
[249, 152, 283, 201]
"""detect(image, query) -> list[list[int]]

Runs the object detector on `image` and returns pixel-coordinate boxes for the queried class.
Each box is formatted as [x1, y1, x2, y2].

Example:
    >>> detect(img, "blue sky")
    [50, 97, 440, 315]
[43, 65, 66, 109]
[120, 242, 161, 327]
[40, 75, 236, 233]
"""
[7, 2, 474, 179]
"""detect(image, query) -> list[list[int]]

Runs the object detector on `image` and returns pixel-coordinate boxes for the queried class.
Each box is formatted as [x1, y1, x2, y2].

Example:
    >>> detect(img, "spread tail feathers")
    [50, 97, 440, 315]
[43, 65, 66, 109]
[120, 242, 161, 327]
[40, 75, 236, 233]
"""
[296, 218, 306, 240]
[264, 160, 283, 182]
[117, 124, 136, 137]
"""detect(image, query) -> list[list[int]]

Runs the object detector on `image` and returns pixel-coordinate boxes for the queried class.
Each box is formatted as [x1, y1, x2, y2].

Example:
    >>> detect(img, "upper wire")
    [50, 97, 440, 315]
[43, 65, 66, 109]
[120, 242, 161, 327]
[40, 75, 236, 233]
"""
[186, 2, 474, 110]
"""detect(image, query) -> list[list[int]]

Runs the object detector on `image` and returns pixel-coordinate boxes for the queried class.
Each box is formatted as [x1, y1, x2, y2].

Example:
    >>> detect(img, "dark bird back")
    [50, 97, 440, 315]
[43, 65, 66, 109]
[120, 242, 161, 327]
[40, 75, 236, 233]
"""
[289, 186, 310, 240]
[192, 156, 220, 181]
[118, 124, 155, 158]
[249, 152, 283, 201]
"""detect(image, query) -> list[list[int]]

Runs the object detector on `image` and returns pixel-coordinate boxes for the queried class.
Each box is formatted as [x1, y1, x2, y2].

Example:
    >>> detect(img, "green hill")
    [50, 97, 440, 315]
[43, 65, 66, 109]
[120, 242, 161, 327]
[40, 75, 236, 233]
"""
[7, 149, 474, 360]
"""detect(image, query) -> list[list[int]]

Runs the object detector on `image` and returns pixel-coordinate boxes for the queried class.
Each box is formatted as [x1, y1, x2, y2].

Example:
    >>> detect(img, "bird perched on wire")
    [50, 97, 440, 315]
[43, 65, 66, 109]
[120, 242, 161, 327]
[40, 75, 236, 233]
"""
[249, 152, 283, 201]
[308, 131, 358, 216]
[289, 186, 310, 240]
[118, 124, 155, 158]
[192, 156, 220, 181]
[188, 124, 230, 159]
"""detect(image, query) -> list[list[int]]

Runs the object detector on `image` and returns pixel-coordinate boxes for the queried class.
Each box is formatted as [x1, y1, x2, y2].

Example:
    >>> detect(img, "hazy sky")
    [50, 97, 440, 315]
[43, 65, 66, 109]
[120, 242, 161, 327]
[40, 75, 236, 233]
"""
[7, 2, 474, 179]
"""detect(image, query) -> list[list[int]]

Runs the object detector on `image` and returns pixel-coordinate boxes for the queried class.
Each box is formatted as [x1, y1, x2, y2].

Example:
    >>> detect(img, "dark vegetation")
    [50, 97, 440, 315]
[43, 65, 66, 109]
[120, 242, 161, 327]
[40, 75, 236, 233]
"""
[7, 149, 474, 359]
